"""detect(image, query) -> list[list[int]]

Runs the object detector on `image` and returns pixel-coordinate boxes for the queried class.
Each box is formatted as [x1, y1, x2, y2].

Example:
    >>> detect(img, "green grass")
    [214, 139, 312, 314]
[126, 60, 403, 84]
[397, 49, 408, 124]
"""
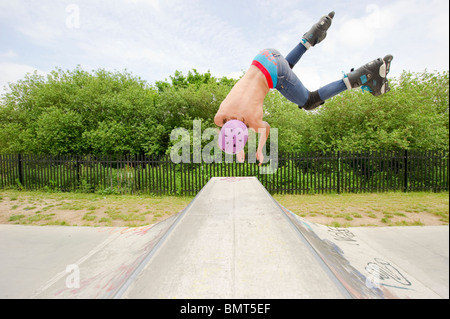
[274, 192, 449, 227]
[0, 190, 193, 227]
[1, 189, 448, 228]
[8, 214, 25, 222]
[82, 212, 97, 221]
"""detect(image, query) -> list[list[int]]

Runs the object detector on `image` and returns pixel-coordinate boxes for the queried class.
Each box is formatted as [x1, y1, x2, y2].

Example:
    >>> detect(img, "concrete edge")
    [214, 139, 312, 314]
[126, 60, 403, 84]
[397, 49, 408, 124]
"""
[112, 178, 215, 299]
[252, 177, 354, 299]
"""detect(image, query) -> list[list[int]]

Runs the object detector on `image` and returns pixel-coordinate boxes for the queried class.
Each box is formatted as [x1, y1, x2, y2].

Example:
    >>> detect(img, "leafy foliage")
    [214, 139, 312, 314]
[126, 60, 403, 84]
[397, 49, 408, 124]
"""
[301, 70, 449, 152]
[0, 66, 448, 155]
[266, 70, 449, 153]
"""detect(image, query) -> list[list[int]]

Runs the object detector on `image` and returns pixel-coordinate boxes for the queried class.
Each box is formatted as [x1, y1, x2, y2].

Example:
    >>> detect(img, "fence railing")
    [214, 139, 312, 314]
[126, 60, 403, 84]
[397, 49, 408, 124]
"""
[0, 151, 448, 195]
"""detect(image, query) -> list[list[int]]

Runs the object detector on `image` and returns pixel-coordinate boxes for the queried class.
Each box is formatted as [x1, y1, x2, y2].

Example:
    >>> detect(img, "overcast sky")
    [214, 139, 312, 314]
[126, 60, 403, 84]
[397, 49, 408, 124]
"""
[0, 0, 449, 93]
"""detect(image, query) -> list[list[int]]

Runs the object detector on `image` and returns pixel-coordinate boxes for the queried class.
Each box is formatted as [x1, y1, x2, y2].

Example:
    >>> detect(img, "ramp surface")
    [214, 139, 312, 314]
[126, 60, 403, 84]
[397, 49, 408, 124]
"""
[0, 177, 448, 299]
[120, 177, 348, 299]
[0, 216, 179, 299]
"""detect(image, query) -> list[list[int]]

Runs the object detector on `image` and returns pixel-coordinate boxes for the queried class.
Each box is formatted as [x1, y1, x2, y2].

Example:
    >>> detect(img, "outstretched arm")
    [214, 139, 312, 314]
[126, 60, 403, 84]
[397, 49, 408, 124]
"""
[256, 121, 270, 166]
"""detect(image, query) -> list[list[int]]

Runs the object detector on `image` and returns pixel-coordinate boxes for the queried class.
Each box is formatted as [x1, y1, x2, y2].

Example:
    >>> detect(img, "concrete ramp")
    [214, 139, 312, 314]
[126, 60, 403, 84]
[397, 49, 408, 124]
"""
[120, 177, 349, 299]
[117, 177, 447, 299]
[281, 208, 448, 298]
[1, 215, 179, 299]
[0, 177, 448, 299]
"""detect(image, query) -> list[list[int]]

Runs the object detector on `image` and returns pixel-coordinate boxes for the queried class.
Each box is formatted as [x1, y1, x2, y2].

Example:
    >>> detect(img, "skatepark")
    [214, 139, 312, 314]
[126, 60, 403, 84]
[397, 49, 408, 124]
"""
[0, 177, 448, 299]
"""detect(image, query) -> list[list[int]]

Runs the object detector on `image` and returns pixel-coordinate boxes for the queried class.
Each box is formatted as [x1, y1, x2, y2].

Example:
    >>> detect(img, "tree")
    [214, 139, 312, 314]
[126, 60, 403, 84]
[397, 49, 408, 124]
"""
[1, 67, 447, 156]
[288, 70, 449, 152]
[0, 66, 161, 155]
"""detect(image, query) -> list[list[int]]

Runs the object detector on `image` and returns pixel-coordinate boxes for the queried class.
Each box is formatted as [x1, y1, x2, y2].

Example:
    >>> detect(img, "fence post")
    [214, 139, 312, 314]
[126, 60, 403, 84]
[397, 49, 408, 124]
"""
[337, 151, 341, 194]
[76, 155, 80, 189]
[17, 154, 24, 187]
[403, 150, 408, 192]
[171, 155, 176, 195]
[180, 159, 184, 196]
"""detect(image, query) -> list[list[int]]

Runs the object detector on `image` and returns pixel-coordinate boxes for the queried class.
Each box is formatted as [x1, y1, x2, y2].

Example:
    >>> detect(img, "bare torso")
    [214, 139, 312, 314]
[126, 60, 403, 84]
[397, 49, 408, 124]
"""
[214, 65, 270, 132]
[214, 65, 271, 164]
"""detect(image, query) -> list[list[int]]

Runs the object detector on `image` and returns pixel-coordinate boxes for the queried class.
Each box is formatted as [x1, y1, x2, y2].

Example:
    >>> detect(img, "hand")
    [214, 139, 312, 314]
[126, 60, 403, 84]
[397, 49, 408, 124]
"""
[237, 150, 245, 163]
[256, 149, 264, 166]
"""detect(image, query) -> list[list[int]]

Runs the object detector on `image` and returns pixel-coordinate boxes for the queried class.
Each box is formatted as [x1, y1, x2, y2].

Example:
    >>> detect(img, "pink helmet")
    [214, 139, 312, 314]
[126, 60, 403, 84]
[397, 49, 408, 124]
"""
[218, 120, 249, 154]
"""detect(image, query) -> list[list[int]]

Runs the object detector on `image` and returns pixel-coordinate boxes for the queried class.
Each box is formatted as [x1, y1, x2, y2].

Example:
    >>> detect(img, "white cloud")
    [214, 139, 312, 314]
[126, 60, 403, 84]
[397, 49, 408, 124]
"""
[0, 0, 448, 90]
[0, 1, 66, 44]
[293, 66, 323, 91]
[33, 0, 255, 80]
[124, 0, 160, 10]
[326, 3, 398, 55]
[0, 50, 17, 59]
[0, 62, 46, 92]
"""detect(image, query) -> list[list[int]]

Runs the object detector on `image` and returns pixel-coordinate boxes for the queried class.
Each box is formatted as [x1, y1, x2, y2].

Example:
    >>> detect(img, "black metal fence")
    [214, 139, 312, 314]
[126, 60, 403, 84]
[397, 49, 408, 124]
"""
[0, 151, 448, 195]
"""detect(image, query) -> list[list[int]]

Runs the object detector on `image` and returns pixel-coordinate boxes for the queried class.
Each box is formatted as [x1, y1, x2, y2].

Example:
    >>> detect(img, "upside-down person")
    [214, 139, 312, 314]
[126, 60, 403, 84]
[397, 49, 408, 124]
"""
[214, 11, 393, 165]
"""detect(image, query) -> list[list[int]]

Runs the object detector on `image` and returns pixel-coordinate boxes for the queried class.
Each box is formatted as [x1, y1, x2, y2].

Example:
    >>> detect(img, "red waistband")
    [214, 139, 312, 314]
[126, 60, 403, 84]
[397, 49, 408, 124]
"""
[251, 60, 273, 89]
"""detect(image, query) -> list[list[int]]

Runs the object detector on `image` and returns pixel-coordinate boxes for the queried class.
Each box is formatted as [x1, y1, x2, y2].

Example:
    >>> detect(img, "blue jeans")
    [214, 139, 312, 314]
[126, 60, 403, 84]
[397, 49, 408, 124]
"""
[269, 45, 347, 109]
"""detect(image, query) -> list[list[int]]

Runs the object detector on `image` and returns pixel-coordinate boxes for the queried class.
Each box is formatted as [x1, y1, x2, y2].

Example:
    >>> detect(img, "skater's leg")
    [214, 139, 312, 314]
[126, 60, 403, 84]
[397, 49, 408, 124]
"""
[299, 58, 395, 109]
[344, 55, 394, 96]
[285, 11, 335, 69]
[317, 79, 348, 101]
[278, 78, 347, 110]
[285, 43, 307, 69]
[302, 11, 335, 49]
[275, 56, 347, 110]
[301, 79, 347, 110]
[293, 54, 394, 110]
